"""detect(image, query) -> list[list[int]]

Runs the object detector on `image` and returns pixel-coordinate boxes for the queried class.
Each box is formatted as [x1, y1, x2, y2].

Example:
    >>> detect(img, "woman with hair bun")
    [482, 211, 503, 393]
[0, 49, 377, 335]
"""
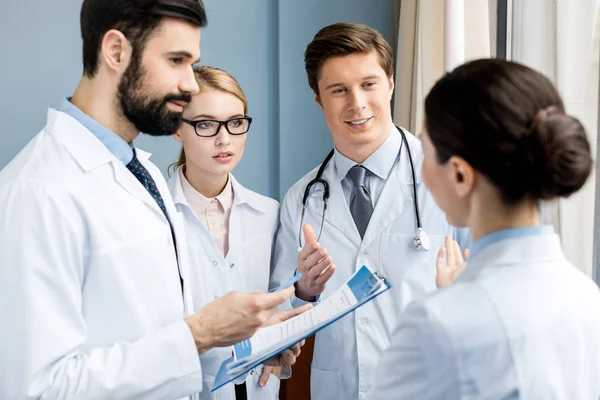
[370, 59, 600, 399]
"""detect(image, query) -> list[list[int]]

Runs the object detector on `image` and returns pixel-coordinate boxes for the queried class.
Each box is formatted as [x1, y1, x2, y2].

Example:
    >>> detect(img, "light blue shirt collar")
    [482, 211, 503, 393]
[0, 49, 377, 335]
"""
[59, 98, 134, 164]
[334, 123, 402, 181]
[470, 225, 553, 259]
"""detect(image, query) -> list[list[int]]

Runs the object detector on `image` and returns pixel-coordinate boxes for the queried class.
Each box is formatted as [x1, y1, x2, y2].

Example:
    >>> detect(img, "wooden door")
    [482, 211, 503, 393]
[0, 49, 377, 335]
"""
[279, 335, 314, 400]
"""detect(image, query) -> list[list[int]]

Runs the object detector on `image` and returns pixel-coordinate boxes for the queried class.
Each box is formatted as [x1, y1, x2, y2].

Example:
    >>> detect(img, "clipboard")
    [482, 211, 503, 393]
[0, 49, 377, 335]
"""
[211, 265, 391, 392]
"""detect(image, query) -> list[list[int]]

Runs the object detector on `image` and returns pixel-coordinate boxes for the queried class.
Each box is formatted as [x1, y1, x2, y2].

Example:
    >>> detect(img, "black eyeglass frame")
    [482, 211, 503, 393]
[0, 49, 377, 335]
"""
[181, 116, 253, 137]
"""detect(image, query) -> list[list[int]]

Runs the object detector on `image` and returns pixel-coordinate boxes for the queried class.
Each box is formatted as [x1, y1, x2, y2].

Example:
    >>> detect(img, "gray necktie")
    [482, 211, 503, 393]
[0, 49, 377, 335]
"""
[347, 165, 374, 239]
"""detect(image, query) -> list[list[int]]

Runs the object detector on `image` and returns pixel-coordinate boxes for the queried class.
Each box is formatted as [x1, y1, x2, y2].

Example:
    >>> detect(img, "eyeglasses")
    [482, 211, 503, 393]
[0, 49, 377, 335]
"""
[181, 117, 252, 137]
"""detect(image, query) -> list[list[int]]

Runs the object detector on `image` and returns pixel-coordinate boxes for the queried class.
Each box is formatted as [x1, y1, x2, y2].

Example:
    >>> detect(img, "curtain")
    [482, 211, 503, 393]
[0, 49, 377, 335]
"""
[393, 0, 492, 135]
[511, 0, 600, 275]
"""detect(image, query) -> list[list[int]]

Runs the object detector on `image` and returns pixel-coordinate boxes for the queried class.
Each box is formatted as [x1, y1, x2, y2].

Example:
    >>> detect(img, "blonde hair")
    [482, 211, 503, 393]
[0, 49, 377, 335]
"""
[170, 65, 248, 174]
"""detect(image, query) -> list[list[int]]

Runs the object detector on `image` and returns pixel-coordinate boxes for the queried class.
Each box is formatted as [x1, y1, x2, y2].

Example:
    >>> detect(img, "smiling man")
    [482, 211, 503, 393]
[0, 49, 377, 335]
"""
[271, 23, 470, 400]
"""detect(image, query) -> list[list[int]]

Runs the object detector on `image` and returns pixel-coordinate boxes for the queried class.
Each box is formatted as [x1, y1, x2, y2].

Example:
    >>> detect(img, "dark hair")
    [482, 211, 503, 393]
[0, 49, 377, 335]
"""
[425, 58, 592, 204]
[304, 23, 393, 97]
[80, 0, 207, 77]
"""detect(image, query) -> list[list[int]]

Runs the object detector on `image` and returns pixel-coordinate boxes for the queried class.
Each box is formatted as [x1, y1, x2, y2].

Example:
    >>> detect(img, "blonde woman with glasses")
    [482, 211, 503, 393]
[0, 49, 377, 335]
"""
[168, 66, 288, 400]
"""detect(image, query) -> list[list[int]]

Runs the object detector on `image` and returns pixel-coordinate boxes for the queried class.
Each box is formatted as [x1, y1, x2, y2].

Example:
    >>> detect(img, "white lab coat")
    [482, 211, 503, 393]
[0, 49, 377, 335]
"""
[0, 109, 203, 399]
[168, 171, 282, 400]
[370, 230, 600, 400]
[271, 128, 470, 400]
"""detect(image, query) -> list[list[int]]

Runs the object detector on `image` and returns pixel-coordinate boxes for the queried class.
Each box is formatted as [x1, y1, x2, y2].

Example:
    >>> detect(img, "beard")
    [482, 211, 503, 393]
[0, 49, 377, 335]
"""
[117, 54, 191, 137]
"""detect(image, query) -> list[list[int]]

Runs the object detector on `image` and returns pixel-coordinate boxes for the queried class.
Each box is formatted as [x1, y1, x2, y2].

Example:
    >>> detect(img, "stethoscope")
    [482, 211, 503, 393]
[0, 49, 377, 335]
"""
[298, 126, 430, 251]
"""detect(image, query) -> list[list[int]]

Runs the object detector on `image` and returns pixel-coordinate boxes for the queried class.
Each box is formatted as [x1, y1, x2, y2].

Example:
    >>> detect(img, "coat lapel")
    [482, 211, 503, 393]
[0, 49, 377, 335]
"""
[49, 109, 165, 219]
[116, 149, 167, 219]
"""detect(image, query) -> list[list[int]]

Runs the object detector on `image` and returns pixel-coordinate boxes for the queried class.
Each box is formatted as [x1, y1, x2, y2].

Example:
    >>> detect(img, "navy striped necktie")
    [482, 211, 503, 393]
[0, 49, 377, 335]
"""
[126, 151, 168, 218]
[126, 150, 182, 291]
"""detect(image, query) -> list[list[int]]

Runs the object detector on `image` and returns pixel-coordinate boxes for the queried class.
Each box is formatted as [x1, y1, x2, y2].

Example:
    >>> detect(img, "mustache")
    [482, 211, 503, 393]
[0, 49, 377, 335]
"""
[164, 92, 192, 106]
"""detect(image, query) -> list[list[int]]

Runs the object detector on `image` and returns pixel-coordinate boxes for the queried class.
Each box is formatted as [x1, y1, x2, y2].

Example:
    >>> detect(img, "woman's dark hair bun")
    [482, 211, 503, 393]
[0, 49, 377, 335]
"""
[525, 106, 592, 200]
[424, 59, 593, 204]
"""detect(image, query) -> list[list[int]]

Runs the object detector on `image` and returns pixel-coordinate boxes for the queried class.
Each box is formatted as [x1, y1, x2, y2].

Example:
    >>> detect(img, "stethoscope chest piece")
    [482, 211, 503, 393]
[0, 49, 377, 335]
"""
[414, 228, 430, 251]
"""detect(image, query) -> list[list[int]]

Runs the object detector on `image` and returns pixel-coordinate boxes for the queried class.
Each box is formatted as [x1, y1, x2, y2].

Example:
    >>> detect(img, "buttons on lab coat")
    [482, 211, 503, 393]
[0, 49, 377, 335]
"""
[209, 260, 236, 269]
[359, 318, 370, 327]
[168, 171, 282, 399]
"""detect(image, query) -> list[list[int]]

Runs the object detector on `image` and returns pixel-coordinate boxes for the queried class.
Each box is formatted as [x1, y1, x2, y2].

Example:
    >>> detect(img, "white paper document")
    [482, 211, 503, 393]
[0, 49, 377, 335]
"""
[211, 264, 391, 392]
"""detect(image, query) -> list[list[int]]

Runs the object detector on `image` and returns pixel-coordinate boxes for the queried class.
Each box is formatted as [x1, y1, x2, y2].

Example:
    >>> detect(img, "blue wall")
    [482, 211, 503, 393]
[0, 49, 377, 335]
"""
[0, 0, 397, 200]
[277, 0, 397, 198]
[0, 0, 83, 173]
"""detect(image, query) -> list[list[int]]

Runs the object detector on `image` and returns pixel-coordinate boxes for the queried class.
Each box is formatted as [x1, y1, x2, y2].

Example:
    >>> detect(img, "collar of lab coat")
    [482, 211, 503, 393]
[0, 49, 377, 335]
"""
[459, 229, 565, 280]
[229, 174, 269, 214]
[322, 126, 423, 186]
[48, 108, 177, 226]
[168, 168, 269, 215]
[48, 108, 152, 170]
[333, 124, 403, 182]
